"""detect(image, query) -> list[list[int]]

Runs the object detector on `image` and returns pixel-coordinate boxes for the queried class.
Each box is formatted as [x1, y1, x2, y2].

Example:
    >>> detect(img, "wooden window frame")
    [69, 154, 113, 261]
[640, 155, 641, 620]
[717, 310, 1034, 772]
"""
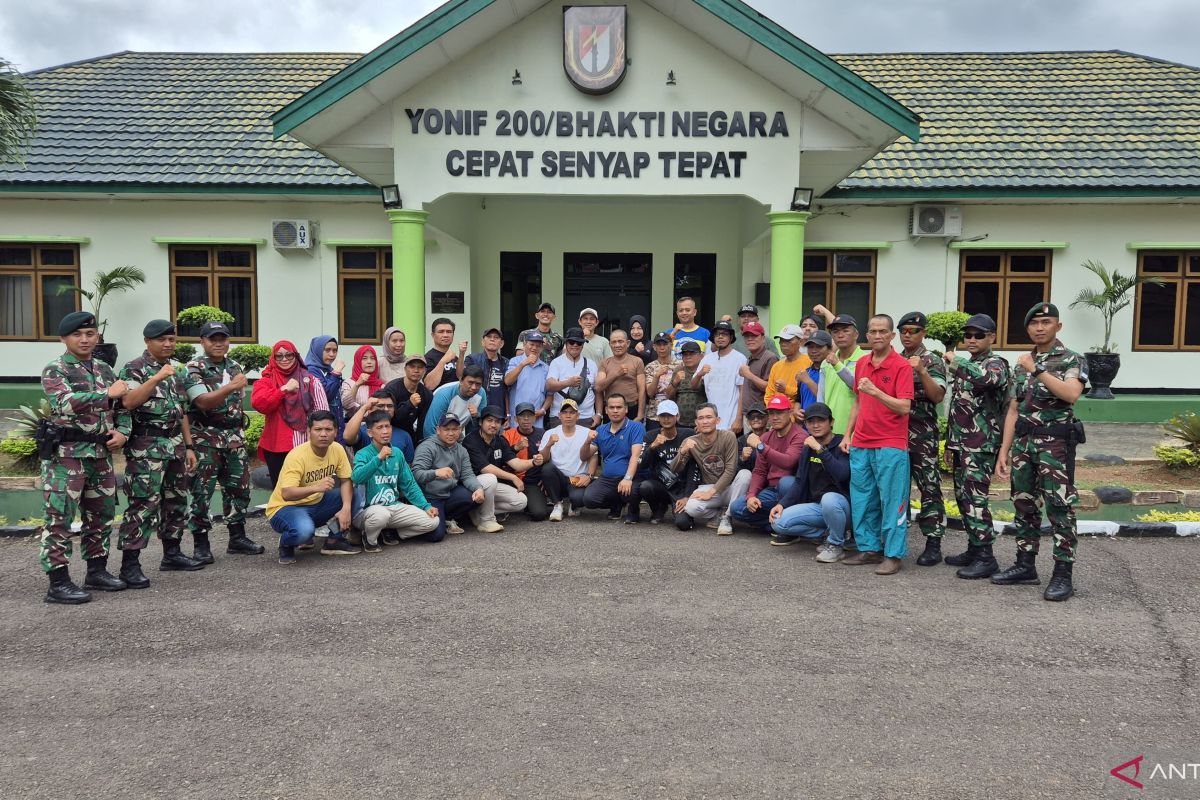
[0, 243, 81, 341]
[168, 244, 257, 342]
[804, 250, 878, 341]
[1133, 250, 1200, 352]
[957, 250, 1052, 349]
[336, 247, 392, 345]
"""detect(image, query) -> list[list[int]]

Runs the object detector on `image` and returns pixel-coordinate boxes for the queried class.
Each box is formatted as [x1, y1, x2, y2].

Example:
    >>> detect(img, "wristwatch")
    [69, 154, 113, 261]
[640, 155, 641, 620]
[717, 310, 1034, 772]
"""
[755, 442, 765, 452]
[1032, 365, 1047, 378]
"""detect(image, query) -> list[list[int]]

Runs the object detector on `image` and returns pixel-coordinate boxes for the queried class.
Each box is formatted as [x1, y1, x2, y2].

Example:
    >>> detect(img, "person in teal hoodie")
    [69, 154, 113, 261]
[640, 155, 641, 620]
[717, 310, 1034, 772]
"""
[351, 411, 439, 551]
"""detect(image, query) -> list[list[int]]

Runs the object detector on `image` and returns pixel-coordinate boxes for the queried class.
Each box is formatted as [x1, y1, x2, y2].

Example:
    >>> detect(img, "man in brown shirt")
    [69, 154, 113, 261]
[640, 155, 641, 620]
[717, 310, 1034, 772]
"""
[597, 329, 647, 423]
[669, 403, 739, 531]
[738, 321, 778, 427]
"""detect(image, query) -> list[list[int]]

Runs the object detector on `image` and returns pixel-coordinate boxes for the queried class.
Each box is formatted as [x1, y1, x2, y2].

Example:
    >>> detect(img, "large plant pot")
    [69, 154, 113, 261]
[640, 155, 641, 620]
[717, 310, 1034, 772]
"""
[93, 341, 118, 368]
[1084, 352, 1120, 399]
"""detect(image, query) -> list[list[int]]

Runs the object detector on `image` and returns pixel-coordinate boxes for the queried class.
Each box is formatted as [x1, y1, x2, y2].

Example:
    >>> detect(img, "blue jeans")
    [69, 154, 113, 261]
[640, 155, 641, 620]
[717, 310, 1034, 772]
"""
[850, 446, 911, 559]
[269, 490, 343, 547]
[729, 477, 796, 531]
[426, 485, 480, 543]
[772, 492, 850, 545]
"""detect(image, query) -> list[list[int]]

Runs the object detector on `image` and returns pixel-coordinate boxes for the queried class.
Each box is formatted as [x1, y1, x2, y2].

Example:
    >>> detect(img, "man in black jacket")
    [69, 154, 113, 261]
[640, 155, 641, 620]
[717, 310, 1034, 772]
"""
[766, 403, 852, 562]
[636, 400, 695, 524]
[385, 355, 433, 443]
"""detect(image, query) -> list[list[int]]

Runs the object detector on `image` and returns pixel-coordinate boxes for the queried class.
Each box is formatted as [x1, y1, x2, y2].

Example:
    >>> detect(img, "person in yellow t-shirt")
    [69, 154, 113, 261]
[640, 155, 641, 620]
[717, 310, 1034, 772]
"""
[765, 325, 813, 405]
[266, 410, 356, 563]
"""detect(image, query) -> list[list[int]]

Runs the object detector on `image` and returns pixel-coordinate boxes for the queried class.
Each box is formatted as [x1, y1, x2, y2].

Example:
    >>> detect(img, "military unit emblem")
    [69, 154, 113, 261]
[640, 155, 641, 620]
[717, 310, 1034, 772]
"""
[564, 5, 627, 94]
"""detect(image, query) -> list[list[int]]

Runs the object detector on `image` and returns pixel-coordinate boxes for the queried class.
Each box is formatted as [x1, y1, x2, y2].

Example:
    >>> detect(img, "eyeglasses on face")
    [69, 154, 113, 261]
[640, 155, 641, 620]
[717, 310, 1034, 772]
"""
[275, 352, 298, 360]
[899, 327, 923, 335]
[961, 331, 990, 340]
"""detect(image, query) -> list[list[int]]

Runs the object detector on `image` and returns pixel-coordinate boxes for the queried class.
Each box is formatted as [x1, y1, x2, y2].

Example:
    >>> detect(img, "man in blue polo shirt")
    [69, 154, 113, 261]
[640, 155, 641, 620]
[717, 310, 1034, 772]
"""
[578, 394, 645, 523]
[503, 331, 551, 428]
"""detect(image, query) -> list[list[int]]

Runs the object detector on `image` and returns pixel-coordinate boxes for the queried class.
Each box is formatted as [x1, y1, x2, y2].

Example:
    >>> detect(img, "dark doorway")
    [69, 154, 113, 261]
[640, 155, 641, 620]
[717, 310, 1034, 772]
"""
[500, 251, 542, 357]
[563, 253, 653, 338]
[673, 253, 717, 329]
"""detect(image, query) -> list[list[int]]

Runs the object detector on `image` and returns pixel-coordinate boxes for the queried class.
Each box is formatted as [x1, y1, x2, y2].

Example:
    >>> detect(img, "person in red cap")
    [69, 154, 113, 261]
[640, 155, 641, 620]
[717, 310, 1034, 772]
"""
[737, 321, 778, 429]
[727, 395, 806, 533]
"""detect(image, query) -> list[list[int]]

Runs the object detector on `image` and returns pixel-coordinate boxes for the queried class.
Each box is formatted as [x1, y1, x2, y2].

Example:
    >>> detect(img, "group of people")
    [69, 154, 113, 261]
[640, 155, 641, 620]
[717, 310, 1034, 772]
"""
[36, 294, 1088, 605]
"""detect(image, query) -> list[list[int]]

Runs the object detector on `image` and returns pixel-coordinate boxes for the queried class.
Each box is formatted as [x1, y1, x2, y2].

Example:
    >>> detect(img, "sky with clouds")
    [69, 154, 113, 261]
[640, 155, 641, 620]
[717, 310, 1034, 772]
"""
[2, 0, 1198, 73]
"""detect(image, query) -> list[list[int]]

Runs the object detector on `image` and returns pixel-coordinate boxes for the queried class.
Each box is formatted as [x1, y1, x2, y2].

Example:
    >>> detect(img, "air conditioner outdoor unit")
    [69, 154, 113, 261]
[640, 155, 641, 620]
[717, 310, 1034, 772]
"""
[910, 205, 963, 237]
[271, 219, 314, 249]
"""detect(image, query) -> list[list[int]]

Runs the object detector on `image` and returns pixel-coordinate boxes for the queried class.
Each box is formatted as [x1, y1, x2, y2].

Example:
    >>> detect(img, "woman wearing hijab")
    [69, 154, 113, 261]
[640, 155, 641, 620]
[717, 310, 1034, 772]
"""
[306, 335, 346, 437]
[628, 315, 655, 365]
[251, 340, 331, 486]
[377, 326, 407, 384]
[341, 345, 383, 415]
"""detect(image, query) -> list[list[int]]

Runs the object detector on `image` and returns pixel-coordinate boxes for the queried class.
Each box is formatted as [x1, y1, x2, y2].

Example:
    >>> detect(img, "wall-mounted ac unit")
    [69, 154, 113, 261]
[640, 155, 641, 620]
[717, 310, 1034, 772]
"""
[910, 205, 963, 237]
[271, 220, 314, 249]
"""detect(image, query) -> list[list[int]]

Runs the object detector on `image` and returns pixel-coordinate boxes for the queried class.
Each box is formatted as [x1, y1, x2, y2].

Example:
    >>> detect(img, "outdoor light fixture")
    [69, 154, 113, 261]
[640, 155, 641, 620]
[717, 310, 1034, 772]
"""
[666, 70, 676, 86]
[512, 69, 522, 86]
[380, 185, 402, 209]
[790, 187, 813, 211]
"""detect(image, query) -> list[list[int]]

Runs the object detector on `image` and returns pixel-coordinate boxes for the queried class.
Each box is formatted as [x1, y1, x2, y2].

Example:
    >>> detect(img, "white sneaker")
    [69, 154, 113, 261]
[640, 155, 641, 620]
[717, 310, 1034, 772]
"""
[476, 519, 504, 534]
[549, 503, 564, 522]
[815, 544, 845, 563]
[716, 515, 733, 536]
[446, 520, 465, 535]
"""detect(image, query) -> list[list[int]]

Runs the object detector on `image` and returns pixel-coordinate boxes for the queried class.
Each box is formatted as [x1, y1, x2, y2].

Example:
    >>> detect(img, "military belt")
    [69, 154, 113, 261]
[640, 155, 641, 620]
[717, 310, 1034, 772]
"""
[1014, 419, 1086, 443]
[188, 412, 244, 430]
[131, 421, 183, 438]
[59, 429, 111, 443]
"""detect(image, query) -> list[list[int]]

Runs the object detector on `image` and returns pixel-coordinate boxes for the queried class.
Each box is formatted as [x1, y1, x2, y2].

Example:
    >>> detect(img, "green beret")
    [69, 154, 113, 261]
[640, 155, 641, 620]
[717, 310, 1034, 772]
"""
[58, 311, 98, 336]
[142, 319, 176, 338]
[1024, 302, 1060, 326]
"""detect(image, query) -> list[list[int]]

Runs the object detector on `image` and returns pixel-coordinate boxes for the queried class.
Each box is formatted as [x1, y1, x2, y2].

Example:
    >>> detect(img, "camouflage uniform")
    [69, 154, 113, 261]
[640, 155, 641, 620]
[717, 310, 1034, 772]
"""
[117, 351, 190, 551]
[184, 354, 250, 541]
[1010, 340, 1088, 562]
[946, 349, 1011, 546]
[39, 354, 131, 572]
[906, 345, 948, 538]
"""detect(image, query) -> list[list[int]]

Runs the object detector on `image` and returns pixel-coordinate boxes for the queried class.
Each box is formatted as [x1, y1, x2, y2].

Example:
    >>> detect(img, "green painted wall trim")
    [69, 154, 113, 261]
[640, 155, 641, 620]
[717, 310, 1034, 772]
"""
[272, 0, 494, 137]
[1126, 242, 1200, 251]
[805, 241, 892, 250]
[152, 237, 266, 246]
[323, 239, 393, 248]
[0, 234, 91, 244]
[823, 186, 1200, 201]
[0, 182, 377, 197]
[692, 0, 920, 142]
[1075, 395, 1200, 424]
[949, 241, 1068, 251]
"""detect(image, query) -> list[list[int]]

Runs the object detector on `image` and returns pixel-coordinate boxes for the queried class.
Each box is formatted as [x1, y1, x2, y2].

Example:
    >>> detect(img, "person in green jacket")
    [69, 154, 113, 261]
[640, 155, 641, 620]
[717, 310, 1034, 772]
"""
[351, 411, 439, 552]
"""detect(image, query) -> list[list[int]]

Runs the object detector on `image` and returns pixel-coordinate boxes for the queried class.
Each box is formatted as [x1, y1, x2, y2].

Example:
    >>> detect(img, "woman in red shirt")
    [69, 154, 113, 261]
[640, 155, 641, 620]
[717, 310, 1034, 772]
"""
[251, 339, 330, 486]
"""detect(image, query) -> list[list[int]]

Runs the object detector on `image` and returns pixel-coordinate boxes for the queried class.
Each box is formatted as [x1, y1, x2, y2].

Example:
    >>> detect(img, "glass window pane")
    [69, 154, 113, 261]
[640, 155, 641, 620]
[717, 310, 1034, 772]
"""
[385, 279, 393, 329]
[1137, 283, 1177, 347]
[341, 250, 378, 270]
[833, 253, 873, 274]
[802, 281, 827, 317]
[0, 247, 33, 266]
[1009, 254, 1048, 273]
[383, 250, 393, 271]
[173, 248, 210, 268]
[1189, 255, 1200, 274]
[175, 276, 209, 337]
[964, 254, 1002, 273]
[1141, 253, 1180, 274]
[342, 279, 377, 341]
[41, 275, 78, 337]
[39, 248, 76, 266]
[834, 281, 871, 330]
[0, 275, 34, 336]
[1005, 282, 1046, 346]
[804, 254, 829, 274]
[1183, 283, 1200, 347]
[216, 248, 252, 268]
[962, 280, 1000, 323]
[217, 277, 253, 338]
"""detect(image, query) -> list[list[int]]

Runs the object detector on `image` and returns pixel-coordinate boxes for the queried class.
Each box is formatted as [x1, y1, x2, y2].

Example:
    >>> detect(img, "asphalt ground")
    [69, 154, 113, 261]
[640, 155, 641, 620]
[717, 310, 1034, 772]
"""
[1, 515, 1197, 799]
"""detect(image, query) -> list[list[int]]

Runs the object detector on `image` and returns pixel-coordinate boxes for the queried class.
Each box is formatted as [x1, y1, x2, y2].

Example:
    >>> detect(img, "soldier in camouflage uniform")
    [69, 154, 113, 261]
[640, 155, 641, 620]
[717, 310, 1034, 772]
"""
[116, 319, 205, 587]
[183, 321, 264, 563]
[995, 302, 1088, 601]
[38, 311, 132, 604]
[940, 314, 1011, 579]
[897, 312, 949, 565]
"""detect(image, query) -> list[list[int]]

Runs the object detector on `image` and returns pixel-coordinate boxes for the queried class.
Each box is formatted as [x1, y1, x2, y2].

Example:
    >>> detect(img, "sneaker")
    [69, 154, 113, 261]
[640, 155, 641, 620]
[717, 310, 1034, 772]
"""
[549, 503, 564, 522]
[278, 545, 297, 565]
[496, 513, 510, 523]
[362, 536, 383, 554]
[623, 512, 640, 525]
[297, 542, 316, 551]
[606, 509, 622, 521]
[380, 529, 401, 546]
[321, 536, 361, 556]
[770, 534, 799, 547]
[476, 519, 504, 534]
[446, 520, 465, 535]
[716, 515, 733, 536]
[567, 501, 580, 518]
[815, 544, 845, 563]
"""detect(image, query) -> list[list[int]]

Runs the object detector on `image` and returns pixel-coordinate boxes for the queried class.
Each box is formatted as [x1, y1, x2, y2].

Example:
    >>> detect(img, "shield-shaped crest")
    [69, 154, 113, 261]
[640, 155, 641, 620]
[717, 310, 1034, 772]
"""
[564, 5, 627, 94]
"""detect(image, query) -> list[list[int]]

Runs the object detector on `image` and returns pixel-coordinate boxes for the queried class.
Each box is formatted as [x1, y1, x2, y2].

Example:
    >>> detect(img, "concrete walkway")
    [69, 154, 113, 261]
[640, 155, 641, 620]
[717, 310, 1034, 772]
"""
[1076, 422, 1175, 461]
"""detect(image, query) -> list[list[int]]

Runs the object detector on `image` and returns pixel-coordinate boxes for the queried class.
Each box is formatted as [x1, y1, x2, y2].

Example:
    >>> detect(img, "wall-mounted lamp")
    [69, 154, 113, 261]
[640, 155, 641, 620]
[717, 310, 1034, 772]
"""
[512, 69, 522, 86]
[380, 184, 402, 209]
[666, 70, 676, 86]
[790, 187, 813, 212]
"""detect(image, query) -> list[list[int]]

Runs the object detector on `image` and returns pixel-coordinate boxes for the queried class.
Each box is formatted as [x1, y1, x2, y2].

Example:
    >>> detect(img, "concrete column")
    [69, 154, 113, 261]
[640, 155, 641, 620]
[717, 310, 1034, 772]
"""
[766, 210, 811, 327]
[387, 208, 429, 354]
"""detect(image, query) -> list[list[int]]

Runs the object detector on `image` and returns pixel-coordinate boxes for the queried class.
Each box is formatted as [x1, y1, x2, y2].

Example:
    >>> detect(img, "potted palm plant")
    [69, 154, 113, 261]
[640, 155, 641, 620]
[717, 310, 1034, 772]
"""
[1068, 259, 1163, 399]
[56, 266, 147, 366]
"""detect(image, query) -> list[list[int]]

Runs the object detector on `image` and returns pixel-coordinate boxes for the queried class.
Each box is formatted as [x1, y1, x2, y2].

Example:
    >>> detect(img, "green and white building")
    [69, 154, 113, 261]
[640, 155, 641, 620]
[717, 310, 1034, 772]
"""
[2, 0, 1199, 393]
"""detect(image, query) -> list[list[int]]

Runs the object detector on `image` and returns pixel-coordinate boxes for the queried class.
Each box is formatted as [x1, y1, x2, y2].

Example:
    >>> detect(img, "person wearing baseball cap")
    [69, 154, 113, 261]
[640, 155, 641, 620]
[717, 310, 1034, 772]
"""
[505, 330, 551, 427]
[665, 339, 706, 428]
[460, 327, 510, 412]
[730, 304, 780, 359]
[766, 324, 814, 408]
[727, 394, 805, 535]
[546, 328, 600, 428]
[820, 312, 867, 436]
[737, 320, 778, 427]
[516, 302, 564, 364]
[382, 354, 432, 445]
[411, 411, 501, 537]
[637, 399, 695, 524]
[993, 300, 1087, 601]
[798, 330, 834, 410]
[463, 405, 536, 523]
[670, 295, 710, 358]
[538, 398, 594, 521]
[896, 311, 949, 566]
[644, 329, 681, 426]
[577, 307, 613, 365]
[695, 320, 748, 435]
[502, 402, 551, 521]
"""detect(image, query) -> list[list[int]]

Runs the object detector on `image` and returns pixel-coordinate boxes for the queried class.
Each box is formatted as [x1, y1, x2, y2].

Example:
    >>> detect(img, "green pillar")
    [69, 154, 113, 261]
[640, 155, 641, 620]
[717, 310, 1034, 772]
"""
[766, 210, 811, 329]
[387, 208, 429, 355]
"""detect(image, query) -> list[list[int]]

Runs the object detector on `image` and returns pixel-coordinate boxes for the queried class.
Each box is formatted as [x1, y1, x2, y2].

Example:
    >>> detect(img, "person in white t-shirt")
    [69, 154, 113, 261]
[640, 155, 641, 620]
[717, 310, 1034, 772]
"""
[538, 399, 598, 521]
[694, 320, 747, 433]
[545, 328, 600, 428]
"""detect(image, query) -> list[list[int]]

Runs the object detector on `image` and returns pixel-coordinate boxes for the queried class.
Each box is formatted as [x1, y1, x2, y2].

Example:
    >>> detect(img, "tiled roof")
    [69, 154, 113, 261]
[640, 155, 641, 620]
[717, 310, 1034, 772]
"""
[830, 51, 1200, 195]
[0, 51, 369, 191]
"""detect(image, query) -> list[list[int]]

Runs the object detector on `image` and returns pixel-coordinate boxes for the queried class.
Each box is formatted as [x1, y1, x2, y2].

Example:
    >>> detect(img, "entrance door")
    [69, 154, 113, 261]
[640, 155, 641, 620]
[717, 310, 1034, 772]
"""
[563, 253, 652, 338]
[500, 251, 542, 357]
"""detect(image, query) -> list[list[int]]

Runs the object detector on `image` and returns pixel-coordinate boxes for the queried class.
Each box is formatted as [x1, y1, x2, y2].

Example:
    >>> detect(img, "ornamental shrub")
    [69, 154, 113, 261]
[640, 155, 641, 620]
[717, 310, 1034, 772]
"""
[1163, 411, 1200, 450]
[1, 436, 39, 471]
[176, 305, 234, 328]
[926, 311, 971, 350]
[1153, 445, 1200, 470]
[1136, 509, 1200, 522]
[173, 343, 197, 363]
[244, 413, 265, 454]
[228, 344, 271, 373]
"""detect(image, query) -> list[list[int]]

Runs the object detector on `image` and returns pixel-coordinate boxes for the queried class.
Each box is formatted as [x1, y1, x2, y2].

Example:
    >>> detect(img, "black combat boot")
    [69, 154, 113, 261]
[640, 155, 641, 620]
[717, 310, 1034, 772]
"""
[119, 549, 151, 589]
[990, 550, 1040, 586]
[83, 556, 127, 591]
[45, 567, 92, 605]
[160, 540, 205, 572]
[944, 542, 980, 567]
[192, 532, 215, 565]
[916, 536, 943, 566]
[956, 543, 999, 579]
[1043, 560, 1074, 602]
[226, 522, 265, 555]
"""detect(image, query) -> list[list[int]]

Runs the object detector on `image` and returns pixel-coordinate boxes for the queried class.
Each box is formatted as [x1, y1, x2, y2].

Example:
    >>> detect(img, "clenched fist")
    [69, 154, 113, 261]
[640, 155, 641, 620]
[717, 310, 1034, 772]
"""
[155, 363, 176, 380]
[106, 380, 128, 398]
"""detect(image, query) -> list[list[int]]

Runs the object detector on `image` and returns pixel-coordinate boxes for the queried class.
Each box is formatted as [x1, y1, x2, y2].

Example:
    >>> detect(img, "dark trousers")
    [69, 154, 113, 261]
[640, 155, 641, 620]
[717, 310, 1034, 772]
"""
[523, 484, 550, 521]
[540, 462, 587, 507]
[426, 485, 480, 543]
[638, 478, 681, 519]
[263, 450, 289, 488]
[584, 475, 641, 516]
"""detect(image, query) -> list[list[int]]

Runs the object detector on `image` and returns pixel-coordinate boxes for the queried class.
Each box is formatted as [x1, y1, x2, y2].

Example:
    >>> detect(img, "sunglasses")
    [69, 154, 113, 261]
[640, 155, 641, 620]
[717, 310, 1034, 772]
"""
[962, 331, 990, 340]
[899, 327, 923, 335]
[275, 352, 298, 360]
